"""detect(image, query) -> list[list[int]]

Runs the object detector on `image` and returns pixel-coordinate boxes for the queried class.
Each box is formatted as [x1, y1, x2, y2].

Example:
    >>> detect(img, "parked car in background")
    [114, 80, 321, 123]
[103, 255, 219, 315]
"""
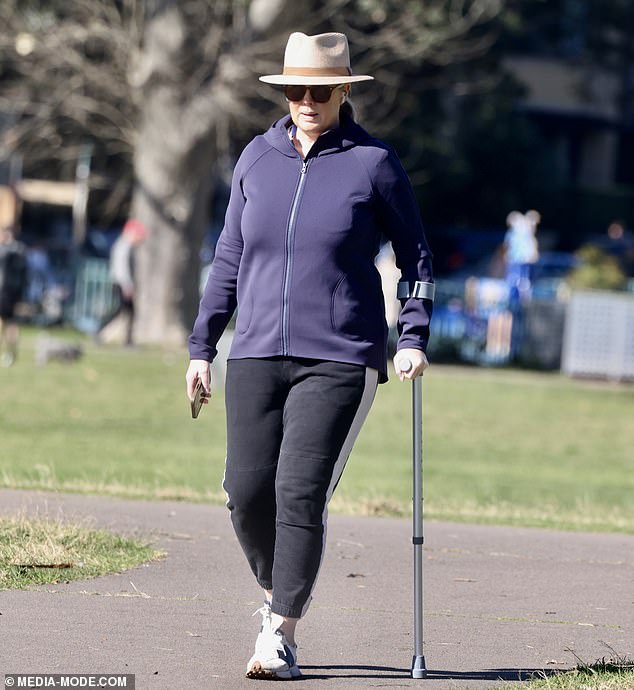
[529, 251, 580, 300]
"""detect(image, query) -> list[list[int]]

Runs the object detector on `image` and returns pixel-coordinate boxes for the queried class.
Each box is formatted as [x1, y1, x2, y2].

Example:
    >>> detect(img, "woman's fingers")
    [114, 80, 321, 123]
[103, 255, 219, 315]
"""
[394, 349, 429, 381]
[186, 360, 211, 400]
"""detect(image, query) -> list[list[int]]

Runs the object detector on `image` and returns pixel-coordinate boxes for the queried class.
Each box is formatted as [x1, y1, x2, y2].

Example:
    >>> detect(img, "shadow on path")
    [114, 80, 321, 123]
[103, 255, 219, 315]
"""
[299, 665, 566, 681]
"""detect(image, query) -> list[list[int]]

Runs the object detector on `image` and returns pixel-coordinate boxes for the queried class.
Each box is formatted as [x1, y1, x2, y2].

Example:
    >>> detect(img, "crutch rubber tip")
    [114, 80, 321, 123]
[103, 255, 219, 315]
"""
[411, 655, 427, 679]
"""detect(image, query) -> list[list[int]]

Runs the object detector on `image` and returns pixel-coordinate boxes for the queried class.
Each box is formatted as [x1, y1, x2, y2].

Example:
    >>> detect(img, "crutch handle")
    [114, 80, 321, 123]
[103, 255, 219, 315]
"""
[398, 357, 413, 373]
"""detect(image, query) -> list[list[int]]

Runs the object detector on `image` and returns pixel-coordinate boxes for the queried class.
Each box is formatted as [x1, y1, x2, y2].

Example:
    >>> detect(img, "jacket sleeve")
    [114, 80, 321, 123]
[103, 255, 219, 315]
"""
[188, 153, 248, 362]
[373, 148, 434, 353]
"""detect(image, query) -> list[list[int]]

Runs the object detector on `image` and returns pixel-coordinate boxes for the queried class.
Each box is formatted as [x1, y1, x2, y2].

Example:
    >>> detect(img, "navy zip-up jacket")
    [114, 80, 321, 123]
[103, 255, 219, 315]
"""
[189, 113, 433, 383]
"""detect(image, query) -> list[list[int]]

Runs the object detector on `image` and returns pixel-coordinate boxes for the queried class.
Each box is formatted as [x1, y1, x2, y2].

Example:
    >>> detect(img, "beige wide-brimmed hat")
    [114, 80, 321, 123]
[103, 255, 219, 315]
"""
[259, 32, 374, 86]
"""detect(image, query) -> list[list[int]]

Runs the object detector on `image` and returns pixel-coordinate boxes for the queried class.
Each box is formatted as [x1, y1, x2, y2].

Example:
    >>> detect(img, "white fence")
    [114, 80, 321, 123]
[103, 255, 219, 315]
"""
[562, 290, 634, 381]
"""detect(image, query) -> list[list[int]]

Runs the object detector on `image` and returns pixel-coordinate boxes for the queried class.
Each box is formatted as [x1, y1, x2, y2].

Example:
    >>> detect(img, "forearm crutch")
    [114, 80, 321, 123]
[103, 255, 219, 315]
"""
[396, 279, 435, 680]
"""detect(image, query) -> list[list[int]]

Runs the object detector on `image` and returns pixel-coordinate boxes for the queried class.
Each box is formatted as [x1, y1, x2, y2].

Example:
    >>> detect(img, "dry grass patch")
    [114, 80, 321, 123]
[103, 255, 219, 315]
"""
[0, 513, 162, 590]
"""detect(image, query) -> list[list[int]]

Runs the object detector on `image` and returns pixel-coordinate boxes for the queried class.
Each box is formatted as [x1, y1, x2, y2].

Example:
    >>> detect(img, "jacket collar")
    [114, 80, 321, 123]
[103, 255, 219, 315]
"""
[263, 112, 371, 159]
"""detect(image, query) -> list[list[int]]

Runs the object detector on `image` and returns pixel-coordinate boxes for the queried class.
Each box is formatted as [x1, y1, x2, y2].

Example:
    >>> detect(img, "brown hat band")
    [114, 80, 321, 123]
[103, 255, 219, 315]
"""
[283, 66, 352, 76]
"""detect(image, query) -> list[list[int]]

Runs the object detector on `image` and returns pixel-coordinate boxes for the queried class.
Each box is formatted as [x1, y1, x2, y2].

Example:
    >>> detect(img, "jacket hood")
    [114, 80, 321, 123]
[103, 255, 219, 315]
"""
[263, 112, 374, 158]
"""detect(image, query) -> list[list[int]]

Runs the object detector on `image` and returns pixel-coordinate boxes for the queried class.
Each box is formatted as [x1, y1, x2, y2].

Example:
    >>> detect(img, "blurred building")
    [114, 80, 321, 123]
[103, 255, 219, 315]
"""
[502, 0, 634, 230]
[506, 56, 623, 189]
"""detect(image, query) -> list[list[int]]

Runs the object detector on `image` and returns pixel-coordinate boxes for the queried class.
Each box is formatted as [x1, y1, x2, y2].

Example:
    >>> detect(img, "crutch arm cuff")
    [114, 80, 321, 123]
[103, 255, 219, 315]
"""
[397, 280, 435, 301]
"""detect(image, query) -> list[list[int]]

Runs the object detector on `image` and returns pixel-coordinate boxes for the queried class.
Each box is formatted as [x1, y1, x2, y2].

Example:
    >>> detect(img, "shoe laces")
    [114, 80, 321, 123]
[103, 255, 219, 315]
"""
[252, 602, 295, 648]
[252, 602, 273, 631]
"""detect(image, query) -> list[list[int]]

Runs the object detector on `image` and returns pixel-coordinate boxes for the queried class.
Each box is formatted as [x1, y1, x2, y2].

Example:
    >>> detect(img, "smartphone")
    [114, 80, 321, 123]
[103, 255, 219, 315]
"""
[190, 379, 206, 419]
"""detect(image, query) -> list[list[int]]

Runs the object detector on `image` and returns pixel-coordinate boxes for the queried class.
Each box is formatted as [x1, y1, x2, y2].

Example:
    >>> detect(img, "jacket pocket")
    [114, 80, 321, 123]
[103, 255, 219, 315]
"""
[235, 292, 254, 335]
[331, 274, 371, 337]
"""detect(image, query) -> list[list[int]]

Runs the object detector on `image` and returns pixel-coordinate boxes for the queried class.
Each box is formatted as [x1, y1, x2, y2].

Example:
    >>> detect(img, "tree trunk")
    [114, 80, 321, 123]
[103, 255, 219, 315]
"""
[130, 4, 217, 345]
[131, 154, 215, 345]
[125, 0, 501, 345]
[128, 0, 298, 346]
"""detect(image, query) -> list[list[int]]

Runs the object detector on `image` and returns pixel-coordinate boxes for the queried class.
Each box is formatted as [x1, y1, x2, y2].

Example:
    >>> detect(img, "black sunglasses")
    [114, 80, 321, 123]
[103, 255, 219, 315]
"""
[283, 84, 341, 103]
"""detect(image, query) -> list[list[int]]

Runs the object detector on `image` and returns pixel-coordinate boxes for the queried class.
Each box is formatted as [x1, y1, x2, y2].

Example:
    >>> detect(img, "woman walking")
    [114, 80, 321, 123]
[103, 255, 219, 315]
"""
[186, 31, 433, 680]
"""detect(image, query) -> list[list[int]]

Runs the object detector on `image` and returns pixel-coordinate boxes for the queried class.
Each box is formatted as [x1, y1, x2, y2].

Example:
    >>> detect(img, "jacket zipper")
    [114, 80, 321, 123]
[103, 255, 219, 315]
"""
[281, 159, 310, 355]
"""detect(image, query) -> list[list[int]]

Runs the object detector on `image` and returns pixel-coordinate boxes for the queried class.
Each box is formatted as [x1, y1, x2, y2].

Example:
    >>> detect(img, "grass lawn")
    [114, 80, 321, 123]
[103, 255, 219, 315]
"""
[1, 329, 632, 533]
[500, 656, 634, 690]
[0, 513, 161, 590]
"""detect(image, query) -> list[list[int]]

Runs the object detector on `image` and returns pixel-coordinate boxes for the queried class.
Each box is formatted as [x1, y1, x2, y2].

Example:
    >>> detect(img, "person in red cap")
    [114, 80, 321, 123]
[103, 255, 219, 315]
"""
[97, 219, 147, 345]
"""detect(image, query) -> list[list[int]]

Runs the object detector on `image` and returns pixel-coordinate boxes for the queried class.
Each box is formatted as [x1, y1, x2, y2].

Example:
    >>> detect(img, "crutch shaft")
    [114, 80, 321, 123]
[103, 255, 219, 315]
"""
[411, 376, 427, 678]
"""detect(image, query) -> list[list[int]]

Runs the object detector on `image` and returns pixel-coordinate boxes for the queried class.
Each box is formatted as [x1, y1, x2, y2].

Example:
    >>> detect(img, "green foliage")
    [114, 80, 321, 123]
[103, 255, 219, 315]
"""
[565, 245, 627, 291]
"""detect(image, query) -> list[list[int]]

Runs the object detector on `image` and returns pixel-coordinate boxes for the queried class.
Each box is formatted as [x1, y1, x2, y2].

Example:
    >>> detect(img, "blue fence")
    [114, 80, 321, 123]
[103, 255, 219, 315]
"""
[70, 258, 118, 333]
[427, 276, 570, 369]
[67, 260, 566, 369]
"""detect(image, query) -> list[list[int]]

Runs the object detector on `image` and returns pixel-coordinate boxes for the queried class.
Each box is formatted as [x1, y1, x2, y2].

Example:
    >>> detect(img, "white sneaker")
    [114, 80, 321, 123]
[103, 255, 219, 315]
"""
[246, 604, 301, 680]
[251, 602, 273, 662]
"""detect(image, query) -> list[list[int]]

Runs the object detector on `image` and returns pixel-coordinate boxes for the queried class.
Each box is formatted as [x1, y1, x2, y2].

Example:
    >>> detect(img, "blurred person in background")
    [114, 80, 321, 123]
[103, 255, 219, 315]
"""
[97, 219, 147, 346]
[0, 227, 28, 367]
[186, 31, 433, 680]
[600, 220, 634, 277]
[504, 209, 540, 302]
[25, 243, 54, 318]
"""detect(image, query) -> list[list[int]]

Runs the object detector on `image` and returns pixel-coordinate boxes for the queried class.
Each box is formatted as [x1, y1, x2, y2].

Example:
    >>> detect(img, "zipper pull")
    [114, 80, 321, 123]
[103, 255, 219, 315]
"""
[301, 160, 308, 174]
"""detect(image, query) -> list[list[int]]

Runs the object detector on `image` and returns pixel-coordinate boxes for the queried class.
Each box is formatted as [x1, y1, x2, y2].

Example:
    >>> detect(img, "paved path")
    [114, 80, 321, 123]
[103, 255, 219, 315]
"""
[0, 489, 632, 689]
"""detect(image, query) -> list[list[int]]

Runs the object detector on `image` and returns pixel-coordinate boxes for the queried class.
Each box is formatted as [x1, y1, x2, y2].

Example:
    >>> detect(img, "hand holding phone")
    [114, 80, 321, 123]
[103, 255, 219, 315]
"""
[190, 378, 207, 419]
[186, 360, 210, 419]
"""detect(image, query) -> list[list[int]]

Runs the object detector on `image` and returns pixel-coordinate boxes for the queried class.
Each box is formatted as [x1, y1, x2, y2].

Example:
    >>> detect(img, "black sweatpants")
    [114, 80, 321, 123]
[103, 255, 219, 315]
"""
[223, 357, 378, 619]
